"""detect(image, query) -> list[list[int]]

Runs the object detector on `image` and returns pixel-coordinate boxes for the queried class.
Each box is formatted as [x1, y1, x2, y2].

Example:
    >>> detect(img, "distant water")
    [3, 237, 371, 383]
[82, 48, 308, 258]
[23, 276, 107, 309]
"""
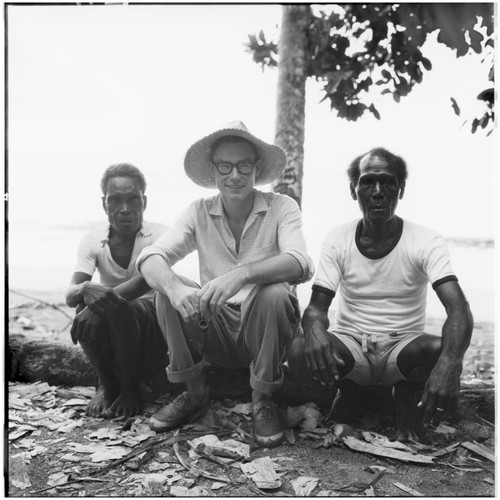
[7, 220, 496, 323]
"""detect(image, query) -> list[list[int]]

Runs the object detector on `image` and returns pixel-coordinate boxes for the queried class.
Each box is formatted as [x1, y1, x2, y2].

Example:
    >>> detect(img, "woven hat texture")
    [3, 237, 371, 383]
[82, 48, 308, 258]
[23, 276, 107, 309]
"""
[184, 121, 287, 188]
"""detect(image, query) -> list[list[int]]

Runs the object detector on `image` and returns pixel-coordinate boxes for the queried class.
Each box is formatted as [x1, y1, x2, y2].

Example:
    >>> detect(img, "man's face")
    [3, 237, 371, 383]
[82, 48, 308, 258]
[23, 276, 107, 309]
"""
[102, 176, 147, 235]
[350, 154, 405, 223]
[211, 140, 259, 204]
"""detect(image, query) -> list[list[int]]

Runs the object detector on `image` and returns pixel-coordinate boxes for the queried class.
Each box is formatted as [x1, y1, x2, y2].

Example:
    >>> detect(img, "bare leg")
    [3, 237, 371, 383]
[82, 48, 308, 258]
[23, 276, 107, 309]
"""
[103, 302, 144, 418]
[79, 337, 119, 418]
[395, 334, 441, 440]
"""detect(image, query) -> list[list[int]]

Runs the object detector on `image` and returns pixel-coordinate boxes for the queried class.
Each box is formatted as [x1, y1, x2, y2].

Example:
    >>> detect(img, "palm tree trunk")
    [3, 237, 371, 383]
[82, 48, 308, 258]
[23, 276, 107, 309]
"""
[273, 5, 311, 209]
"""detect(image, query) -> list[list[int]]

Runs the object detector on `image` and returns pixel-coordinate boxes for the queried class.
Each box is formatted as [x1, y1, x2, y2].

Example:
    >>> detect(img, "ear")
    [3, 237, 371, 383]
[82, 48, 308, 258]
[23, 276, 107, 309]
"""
[101, 196, 107, 213]
[350, 183, 357, 200]
[255, 159, 262, 177]
[142, 194, 148, 211]
[399, 181, 406, 200]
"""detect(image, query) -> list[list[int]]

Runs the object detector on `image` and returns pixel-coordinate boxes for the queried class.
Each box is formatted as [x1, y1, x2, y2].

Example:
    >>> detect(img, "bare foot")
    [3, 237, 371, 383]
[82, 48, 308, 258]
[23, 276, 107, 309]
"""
[103, 389, 143, 418]
[86, 385, 118, 417]
[393, 381, 425, 442]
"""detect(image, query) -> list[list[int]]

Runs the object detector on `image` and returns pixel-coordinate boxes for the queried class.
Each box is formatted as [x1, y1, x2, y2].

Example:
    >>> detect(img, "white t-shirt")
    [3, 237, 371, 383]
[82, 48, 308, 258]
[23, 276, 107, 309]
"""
[313, 219, 457, 335]
[74, 221, 168, 298]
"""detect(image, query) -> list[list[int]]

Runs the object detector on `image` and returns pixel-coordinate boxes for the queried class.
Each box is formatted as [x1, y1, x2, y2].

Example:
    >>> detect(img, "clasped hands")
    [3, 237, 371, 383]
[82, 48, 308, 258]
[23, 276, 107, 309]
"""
[168, 268, 247, 323]
[70, 283, 126, 344]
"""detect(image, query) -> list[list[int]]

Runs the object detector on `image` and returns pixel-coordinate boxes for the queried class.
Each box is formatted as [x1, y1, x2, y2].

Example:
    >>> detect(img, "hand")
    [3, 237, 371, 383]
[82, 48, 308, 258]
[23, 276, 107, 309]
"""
[197, 268, 247, 318]
[418, 358, 461, 425]
[70, 307, 108, 345]
[81, 282, 126, 316]
[166, 281, 201, 323]
[304, 324, 345, 385]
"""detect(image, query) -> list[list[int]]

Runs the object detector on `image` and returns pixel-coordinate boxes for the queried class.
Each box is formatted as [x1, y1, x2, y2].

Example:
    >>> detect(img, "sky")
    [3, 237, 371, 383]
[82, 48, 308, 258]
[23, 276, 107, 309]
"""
[3, 3, 498, 319]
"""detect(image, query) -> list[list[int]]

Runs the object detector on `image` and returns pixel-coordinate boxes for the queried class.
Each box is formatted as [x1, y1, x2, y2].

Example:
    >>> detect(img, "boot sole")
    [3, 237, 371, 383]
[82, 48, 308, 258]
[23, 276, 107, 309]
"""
[254, 429, 285, 448]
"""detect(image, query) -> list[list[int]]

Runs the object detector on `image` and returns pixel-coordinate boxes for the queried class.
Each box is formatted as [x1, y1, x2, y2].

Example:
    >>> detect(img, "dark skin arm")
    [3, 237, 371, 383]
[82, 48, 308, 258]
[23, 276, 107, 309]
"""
[65, 272, 151, 314]
[301, 288, 346, 385]
[65, 272, 152, 344]
[419, 280, 473, 423]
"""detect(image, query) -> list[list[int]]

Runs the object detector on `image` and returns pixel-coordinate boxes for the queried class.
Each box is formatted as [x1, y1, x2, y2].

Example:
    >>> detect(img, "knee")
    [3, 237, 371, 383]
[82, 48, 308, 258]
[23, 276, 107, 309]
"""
[253, 283, 293, 308]
[286, 335, 304, 366]
[154, 291, 170, 312]
[397, 335, 442, 380]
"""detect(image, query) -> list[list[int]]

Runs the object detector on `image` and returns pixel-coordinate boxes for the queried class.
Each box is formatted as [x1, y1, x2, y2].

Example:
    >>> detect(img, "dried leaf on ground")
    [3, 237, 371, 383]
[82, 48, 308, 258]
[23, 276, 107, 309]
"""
[394, 481, 424, 496]
[361, 431, 413, 452]
[170, 485, 210, 496]
[461, 441, 495, 462]
[241, 456, 282, 489]
[343, 436, 434, 464]
[90, 446, 130, 462]
[9, 454, 32, 490]
[47, 472, 70, 487]
[435, 423, 457, 435]
[290, 476, 319, 496]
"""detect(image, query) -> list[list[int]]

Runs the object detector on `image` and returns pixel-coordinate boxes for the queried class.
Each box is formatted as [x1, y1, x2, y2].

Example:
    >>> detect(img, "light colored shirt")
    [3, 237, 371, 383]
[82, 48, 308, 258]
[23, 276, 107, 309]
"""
[136, 190, 314, 305]
[314, 219, 457, 336]
[75, 221, 169, 299]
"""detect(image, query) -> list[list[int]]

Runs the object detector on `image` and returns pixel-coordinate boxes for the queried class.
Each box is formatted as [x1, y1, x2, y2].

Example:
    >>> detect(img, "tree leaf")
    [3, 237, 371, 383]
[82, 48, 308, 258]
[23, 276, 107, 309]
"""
[450, 97, 461, 116]
[420, 57, 432, 71]
[369, 103, 381, 120]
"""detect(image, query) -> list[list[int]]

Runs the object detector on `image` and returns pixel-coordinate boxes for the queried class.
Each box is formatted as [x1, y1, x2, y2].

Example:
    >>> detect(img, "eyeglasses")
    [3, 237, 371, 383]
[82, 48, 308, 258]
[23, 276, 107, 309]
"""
[214, 161, 256, 176]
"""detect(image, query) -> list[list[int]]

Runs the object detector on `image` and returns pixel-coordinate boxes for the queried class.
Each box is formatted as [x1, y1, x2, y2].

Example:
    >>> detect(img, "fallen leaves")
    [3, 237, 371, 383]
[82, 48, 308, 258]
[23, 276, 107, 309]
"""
[7, 378, 496, 497]
[241, 456, 283, 489]
[343, 435, 435, 464]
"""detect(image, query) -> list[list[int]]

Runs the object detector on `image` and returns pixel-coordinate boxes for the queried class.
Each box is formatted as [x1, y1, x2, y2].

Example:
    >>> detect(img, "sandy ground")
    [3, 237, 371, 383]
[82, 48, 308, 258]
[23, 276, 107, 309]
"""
[7, 289, 496, 497]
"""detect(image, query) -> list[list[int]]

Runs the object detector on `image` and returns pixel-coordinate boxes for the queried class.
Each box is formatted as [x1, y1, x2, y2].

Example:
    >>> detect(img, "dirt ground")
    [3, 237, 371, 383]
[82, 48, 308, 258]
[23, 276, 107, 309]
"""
[6, 290, 496, 497]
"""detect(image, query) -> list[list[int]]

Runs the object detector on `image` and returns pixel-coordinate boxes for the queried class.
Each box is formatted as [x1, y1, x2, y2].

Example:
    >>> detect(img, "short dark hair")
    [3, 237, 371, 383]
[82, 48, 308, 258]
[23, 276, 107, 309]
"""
[100, 163, 147, 195]
[210, 135, 259, 162]
[347, 148, 408, 185]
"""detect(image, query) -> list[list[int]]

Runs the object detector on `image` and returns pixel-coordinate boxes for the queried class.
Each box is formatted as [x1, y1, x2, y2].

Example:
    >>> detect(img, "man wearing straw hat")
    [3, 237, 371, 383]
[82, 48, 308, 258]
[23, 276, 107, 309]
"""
[136, 121, 313, 447]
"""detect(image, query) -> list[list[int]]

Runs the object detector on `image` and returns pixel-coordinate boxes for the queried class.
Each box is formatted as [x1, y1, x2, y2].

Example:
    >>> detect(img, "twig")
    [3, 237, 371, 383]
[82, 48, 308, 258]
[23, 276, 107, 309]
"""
[9, 289, 74, 321]
[189, 443, 230, 469]
[173, 429, 231, 483]
[336, 470, 386, 492]
[476, 415, 495, 428]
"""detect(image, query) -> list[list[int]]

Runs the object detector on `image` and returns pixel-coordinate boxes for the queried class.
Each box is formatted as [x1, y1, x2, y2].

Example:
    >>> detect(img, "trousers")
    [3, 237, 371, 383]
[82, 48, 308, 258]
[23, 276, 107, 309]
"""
[155, 281, 300, 395]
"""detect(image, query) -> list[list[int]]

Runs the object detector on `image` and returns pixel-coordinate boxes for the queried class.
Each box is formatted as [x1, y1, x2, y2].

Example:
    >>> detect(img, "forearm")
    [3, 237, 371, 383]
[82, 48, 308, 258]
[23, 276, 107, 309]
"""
[302, 304, 330, 334]
[439, 306, 473, 364]
[66, 283, 87, 308]
[241, 254, 302, 285]
[114, 276, 151, 301]
[139, 254, 180, 296]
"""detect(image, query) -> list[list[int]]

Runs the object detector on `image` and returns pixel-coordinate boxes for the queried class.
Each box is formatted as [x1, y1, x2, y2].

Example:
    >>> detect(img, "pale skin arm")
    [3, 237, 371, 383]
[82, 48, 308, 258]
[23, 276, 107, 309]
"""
[197, 253, 302, 318]
[301, 289, 346, 384]
[139, 254, 200, 322]
[418, 280, 473, 423]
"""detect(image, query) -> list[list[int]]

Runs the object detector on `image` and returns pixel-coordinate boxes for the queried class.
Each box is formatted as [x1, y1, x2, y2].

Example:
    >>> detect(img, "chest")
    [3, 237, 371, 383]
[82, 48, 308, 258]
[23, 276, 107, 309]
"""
[227, 219, 246, 254]
[108, 235, 136, 270]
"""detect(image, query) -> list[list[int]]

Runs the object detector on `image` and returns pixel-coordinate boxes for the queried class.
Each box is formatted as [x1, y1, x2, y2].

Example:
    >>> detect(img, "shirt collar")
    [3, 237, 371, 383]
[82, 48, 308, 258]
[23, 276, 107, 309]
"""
[99, 221, 152, 244]
[208, 190, 269, 217]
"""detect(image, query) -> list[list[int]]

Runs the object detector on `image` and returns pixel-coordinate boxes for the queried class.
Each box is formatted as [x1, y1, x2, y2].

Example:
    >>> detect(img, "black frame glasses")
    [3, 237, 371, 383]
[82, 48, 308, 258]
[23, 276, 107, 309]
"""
[214, 161, 256, 175]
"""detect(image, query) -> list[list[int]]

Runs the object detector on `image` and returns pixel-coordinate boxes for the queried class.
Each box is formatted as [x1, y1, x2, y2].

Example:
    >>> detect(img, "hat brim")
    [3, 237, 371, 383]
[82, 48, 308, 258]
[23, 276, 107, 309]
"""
[184, 126, 287, 188]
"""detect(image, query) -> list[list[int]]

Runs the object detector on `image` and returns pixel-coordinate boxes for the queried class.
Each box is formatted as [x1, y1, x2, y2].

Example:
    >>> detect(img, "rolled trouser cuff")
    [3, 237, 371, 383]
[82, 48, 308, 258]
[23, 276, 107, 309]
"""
[166, 358, 206, 383]
[249, 361, 284, 395]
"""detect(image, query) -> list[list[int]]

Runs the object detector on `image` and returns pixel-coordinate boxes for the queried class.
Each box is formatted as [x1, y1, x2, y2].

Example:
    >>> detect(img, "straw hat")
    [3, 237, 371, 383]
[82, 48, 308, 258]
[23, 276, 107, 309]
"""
[184, 121, 287, 188]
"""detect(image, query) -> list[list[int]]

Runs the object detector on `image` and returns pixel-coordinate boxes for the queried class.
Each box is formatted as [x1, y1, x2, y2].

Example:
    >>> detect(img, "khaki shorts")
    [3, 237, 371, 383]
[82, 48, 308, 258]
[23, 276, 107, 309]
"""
[331, 330, 428, 386]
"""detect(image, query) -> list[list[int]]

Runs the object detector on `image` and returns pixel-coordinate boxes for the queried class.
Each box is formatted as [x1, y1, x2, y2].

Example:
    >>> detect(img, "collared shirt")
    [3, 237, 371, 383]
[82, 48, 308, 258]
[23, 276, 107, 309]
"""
[136, 190, 314, 305]
[74, 221, 169, 297]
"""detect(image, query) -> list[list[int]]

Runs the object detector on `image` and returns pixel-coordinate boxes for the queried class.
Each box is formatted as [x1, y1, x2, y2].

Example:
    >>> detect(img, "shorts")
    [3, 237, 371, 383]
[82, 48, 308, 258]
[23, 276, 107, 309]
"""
[331, 330, 427, 387]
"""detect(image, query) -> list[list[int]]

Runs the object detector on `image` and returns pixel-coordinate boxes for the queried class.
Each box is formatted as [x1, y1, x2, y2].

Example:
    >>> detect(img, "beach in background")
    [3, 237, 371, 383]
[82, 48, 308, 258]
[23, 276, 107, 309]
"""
[8, 217, 495, 324]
